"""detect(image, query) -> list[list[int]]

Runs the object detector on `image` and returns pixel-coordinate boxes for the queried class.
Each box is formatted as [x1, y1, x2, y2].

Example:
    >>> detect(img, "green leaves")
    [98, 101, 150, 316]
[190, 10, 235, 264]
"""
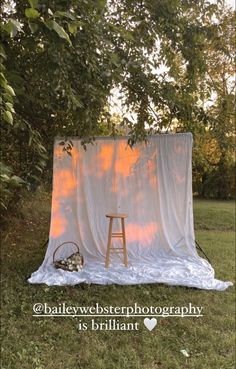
[28, 0, 38, 8]
[54, 11, 76, 20]
[0, 0, 234, 214]
[25, 0, 40, 21]
[0, 44, 7, 59]
[0, 162, 25, 210]
[28, 21, 39, 33]
[3, 84, 15, 97]
[3, 111, 13, 125]
[25, 8, 40, 19]
[2, 19, 22, 37]
[68, 22, 78, 35]
[5, 102, 15, 113]
[45, 20, 72, 45]
[0, 72, 16, 125]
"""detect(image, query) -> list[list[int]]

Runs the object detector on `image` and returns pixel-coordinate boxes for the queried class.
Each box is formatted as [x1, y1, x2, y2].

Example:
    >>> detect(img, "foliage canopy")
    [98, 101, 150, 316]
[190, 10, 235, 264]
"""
[0, 0, 235, 211]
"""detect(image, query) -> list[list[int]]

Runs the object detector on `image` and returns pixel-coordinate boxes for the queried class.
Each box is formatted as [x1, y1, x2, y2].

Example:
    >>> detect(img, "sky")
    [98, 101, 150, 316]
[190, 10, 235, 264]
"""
[224, 0, 235, 9]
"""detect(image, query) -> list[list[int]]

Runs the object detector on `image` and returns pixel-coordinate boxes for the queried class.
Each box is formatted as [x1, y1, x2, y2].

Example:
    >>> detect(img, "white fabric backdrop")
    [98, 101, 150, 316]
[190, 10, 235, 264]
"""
[28, 133, 232, 290]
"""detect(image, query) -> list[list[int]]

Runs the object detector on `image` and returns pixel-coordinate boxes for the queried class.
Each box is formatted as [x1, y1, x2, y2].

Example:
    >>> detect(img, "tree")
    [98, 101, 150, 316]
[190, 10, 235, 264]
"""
[191, 4, 235, 198]
[0, 0, 235, 212]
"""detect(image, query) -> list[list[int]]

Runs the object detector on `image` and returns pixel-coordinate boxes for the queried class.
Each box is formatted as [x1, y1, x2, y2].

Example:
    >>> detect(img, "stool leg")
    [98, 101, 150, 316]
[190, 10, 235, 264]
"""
[105, 218, 113, 268]
[121, 218, 128, 267]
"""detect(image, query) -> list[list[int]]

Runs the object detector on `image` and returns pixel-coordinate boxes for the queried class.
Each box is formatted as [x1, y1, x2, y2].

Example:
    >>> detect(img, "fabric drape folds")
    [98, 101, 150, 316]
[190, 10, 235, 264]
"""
[28, 133, 232, 290]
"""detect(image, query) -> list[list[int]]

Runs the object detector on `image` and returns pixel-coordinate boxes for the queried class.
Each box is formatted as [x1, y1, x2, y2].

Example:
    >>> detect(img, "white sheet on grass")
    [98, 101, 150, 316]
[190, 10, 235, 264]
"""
[28, 133, 232, 290]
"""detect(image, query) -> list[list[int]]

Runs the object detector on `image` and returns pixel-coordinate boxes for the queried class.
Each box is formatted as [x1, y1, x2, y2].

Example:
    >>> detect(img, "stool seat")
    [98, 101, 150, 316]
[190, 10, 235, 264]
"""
[106, 213, 128, 219]
[105, 214, 128, 268]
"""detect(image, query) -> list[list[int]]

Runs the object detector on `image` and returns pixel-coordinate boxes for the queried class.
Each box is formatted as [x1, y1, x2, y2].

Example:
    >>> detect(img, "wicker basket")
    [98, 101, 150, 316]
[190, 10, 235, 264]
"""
[53, 241, 84, 272]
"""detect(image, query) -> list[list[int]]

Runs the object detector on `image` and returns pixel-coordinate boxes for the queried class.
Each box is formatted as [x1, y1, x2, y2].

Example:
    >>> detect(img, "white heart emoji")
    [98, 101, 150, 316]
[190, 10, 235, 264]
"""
[144, 318, 157, 331]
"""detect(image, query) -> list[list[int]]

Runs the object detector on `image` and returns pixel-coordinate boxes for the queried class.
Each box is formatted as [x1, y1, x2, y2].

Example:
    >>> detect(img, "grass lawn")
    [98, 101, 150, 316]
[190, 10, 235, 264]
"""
[1, 190, 235, 369]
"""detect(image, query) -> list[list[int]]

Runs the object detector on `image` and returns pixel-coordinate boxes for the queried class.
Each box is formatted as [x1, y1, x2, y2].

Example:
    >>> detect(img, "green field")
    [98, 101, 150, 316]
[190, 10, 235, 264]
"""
[1, 190, 235, 369]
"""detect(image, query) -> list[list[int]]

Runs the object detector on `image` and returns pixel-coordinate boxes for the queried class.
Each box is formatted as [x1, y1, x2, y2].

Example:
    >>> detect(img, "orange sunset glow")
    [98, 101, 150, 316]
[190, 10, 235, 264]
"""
[126, 222, 159, 246]
[147, 158, 158, 189]
[50, 168, 77, 238]
[96, 142, 139, 178]
[53, 169, 77, 197]
[71, 147, 80, 170]
[97, 144, 114, 176]
[115, 142, 139, 177]
[50, 213, 67, 238]
[50, 141, 159, 240]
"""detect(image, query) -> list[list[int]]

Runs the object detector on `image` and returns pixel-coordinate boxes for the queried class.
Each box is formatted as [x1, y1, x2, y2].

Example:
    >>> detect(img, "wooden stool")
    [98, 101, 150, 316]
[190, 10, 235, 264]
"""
[105, 214, 128, 268]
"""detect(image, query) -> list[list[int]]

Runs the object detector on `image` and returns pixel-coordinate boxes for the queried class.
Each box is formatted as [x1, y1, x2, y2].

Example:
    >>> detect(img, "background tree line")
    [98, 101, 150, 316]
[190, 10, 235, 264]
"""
[0, 0, 235, 215]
